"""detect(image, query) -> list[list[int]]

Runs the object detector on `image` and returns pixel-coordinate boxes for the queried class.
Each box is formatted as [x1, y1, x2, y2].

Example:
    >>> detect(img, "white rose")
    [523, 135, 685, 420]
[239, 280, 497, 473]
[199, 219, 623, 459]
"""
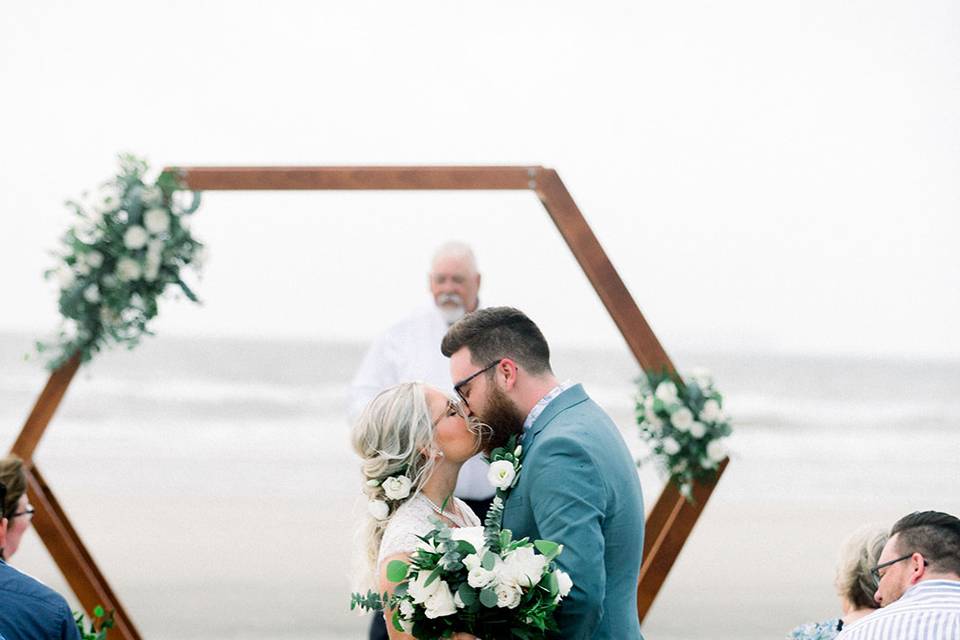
[451, 526, 486, 556]
[423, 581, 457, 618]
[655, 381, 678, 404]
[555, 568, 573, 598]
[101, 274, 119, 289]
[467, 566, 496, 589]
[670, 407, 694, 432]
[123, 225, 148, 250]
[463, 553, 482, 571]
[662, 437, 681, 456]
[707, 439, 727, 463]
[689, 421, 707, 439]
[144, 208, 170, 234]
[399, 600, 415, 619]
[367, 499, 389, 521]
[499, 547, 547, 588]
[55, 266, 75, 289]
[495, 583, 522, 609]
[75, 262, 91, 276]
[84, 251, 104, 269]
[700, 399, 723, 423]
[382, 475, 412, 501]
[407, 569, 441, 604]
[140, 185, 163, 206]
[116, 257, 142, 282]
[82, 284, 100, 304]
[488, 460, 516, 490]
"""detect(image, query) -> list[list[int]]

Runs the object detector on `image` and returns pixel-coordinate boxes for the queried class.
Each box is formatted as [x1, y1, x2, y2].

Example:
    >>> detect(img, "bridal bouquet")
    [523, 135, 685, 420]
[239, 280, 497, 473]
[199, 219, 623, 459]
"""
[351, 438, 573, 639]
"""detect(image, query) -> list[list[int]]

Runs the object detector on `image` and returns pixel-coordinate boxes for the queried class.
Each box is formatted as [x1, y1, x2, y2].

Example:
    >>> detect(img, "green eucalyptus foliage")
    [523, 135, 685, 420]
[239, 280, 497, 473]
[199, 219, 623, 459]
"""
[37, 154, 204, 369]
[73, 605, 114, 640]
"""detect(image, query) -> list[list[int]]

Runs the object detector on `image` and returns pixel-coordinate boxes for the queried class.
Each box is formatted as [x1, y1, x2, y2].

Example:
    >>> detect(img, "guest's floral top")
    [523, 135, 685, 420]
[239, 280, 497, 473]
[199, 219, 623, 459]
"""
[788, 618, 843, 640]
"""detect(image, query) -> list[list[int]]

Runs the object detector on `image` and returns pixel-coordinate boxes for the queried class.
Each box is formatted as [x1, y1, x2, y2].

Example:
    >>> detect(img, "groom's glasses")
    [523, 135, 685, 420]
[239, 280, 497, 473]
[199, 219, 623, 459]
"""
[453, 360, 501, 406]
[870, 553, 927, 580]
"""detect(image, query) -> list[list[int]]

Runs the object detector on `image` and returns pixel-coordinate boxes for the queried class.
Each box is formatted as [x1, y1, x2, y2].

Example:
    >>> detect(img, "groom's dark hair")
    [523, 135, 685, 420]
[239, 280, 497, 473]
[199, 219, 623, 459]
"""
[441, 306, 553, 375]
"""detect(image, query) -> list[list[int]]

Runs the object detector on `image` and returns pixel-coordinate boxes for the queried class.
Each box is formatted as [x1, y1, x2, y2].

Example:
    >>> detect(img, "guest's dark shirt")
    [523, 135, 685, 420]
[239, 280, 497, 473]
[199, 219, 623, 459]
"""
[0, 558, 80, 640]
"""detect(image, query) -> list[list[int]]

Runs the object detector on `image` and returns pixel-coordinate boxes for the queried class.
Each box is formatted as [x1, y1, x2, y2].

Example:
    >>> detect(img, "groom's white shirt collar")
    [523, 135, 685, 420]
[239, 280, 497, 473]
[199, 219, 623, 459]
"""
[523, 380, 575, 431]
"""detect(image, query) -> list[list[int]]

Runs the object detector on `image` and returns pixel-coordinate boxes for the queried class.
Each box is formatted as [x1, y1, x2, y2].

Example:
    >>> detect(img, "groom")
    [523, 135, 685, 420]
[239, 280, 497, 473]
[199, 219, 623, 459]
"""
[442, 307, 645, 639]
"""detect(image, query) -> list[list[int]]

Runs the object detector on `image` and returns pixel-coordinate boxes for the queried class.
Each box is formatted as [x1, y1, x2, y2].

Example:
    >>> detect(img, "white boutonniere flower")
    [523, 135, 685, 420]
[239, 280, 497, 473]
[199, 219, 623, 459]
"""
[488, 459, 517, 491]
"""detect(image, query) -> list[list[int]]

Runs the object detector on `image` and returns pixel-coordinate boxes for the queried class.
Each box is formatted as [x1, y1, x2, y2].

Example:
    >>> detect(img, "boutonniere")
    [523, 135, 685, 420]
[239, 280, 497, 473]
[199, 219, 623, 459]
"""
[482, 435, 523, 550]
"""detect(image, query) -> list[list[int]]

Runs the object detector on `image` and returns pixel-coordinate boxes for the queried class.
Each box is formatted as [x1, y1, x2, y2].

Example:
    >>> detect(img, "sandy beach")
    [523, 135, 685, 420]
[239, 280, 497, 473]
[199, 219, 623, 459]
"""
[2, 332, 958, 639]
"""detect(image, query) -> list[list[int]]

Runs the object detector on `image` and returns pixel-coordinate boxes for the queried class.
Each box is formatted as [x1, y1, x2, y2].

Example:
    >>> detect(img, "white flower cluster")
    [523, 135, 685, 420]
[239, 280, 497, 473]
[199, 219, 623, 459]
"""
[366, 472, 412, 521]
[636, 369, 732, 498]
[39, 155, 203, 369]
[394, 526, 572, 630]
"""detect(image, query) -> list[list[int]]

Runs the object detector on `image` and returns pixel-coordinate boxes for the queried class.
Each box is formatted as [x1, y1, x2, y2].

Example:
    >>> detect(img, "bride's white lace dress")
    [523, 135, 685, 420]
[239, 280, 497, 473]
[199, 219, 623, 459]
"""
[378, 493, 481, 568]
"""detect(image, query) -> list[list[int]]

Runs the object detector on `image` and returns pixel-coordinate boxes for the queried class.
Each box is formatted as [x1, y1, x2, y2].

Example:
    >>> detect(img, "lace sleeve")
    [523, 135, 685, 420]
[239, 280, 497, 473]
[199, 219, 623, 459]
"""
[377, 497, 435, 569]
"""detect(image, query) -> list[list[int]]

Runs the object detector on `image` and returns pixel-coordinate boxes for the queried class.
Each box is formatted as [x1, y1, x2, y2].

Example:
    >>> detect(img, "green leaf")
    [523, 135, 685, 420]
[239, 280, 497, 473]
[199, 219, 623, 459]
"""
[386, 560, 409, 583]
[479, 586, 499, 608]
[423, 565, 442, 587]
[481, 550, 497, 571]
[534, 539, 559, 558]
[391, 610, 405, 632]
[457, 582, 478, 606]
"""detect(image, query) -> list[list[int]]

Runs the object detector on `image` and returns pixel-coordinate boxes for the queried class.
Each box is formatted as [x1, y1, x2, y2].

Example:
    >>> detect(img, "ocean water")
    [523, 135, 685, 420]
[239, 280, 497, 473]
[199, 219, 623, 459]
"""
[0, 332, 958, 639]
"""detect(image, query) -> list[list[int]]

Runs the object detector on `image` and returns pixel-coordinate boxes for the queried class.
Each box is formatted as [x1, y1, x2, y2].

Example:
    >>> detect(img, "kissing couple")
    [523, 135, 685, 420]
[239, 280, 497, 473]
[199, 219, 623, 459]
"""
[353, 307, 645, 639]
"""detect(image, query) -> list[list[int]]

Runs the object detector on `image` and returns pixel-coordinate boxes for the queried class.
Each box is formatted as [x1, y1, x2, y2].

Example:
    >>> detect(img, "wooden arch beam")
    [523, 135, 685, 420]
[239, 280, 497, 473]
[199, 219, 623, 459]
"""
[12, 165, 726, 637]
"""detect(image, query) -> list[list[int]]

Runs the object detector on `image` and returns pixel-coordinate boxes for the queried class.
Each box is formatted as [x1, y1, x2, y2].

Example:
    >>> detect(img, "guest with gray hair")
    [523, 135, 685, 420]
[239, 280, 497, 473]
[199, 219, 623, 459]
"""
[836, 510, 960, 639]
[788, 525, 888, 639]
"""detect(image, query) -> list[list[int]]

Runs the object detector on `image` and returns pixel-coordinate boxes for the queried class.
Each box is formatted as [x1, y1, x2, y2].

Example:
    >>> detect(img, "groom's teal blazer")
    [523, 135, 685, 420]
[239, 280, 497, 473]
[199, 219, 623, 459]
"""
[501, 384, 645, 640]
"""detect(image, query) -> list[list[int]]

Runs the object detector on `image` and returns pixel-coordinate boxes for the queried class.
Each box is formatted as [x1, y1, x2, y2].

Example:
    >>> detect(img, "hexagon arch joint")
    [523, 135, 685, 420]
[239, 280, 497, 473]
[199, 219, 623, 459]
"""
[11, 165, 728, 639]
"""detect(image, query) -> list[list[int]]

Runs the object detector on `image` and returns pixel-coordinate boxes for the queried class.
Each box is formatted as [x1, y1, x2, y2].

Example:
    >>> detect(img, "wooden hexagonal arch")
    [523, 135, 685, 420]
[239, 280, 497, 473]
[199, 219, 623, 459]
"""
[12, 165, 728, 638]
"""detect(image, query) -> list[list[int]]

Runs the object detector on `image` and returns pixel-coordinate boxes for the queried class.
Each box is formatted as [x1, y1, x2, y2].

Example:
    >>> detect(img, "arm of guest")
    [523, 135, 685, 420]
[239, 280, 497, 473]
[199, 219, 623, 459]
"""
[526, 434, 606, 639]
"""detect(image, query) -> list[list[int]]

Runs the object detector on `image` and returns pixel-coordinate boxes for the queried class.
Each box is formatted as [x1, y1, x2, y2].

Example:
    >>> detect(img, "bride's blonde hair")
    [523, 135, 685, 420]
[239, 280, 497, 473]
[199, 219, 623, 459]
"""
[352, 382, 439, 576]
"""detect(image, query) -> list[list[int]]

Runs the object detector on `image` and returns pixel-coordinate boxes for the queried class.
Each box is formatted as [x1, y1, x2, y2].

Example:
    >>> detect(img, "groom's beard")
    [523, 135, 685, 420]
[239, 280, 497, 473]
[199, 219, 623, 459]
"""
[477, 384, 526, 454]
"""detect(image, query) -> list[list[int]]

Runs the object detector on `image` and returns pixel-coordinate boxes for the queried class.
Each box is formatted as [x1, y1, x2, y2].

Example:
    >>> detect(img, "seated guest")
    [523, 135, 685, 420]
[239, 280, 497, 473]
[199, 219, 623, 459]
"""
[788, 525, 888, 639]
[836, 510, 960, 639]
[0, 454, 81, 639]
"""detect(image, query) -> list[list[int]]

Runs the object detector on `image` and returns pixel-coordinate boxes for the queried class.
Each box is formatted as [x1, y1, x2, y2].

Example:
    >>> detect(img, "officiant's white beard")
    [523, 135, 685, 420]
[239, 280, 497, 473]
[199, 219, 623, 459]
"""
[436, 294, 467, 325]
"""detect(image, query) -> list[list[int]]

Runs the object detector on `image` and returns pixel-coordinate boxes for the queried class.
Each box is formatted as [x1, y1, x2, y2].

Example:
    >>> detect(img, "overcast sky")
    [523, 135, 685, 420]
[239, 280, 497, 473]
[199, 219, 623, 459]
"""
[2, 1, 957, 359]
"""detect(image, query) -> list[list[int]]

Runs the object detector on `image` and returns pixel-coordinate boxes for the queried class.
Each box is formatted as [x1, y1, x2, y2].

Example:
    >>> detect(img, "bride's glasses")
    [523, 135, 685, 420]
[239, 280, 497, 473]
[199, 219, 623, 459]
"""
[432, 398, 465, 426]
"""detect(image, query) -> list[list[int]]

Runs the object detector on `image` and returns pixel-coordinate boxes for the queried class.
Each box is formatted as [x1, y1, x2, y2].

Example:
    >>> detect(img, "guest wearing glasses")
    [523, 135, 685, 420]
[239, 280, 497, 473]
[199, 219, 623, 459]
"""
[787, 525, 888, 639]
[0, 454, 82, 639]
[836, 510, 960, 639]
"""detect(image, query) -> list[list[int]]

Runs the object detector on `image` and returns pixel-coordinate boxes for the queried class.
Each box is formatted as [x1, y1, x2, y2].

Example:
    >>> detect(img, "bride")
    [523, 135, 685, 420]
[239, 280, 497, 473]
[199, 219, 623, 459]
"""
[352, 382, 483, 640]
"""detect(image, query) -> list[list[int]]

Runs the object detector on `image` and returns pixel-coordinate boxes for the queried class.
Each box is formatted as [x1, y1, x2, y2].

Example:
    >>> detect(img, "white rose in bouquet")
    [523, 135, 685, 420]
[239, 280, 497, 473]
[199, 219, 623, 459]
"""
[488, 460, 516, 490]
[123, 225, 148, 250]
[467, 566, 496, 589]
[83, 284, 100, 304]
[670, 407, 694, 432]
[463, 553, 482, 571]
[84, 251, 104, 269]
[382, 475, 412, 501]
[55, 266, 75, 289]
[140, 185, 163, 206]
[423, 581, 457, 619]
[499, 546, 548, 589]
[655, 380, 678, 404]
[495, 583, 523, 609]
[407, 568, 443, 604]
[144, 208, 170, 234]
[555, 568, 573, 602]
[707, 440, 727, 463]
[451, 526, 486, 555]
[662, 437, 681, 456]
[689, 421, 707, 439]
[116, 257, 142, 282]
[700, 399, 724, 423]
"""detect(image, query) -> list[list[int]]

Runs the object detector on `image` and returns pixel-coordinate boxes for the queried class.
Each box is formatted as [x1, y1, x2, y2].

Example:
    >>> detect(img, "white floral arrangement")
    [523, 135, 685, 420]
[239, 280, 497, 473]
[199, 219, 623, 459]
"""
[351, 437, 572, 639]
[37, 154, 204, 369]
[635, 368, 732, 500]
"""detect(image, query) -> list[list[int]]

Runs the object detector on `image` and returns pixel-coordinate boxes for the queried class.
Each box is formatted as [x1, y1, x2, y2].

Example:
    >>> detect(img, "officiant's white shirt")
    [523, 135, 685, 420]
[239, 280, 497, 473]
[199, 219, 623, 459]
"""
[348, 300, 494, 501]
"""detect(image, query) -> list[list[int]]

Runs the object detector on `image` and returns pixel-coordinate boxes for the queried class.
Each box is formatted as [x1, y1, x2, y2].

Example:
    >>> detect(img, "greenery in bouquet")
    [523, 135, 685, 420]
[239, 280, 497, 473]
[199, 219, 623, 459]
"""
[351, 437, 573, 639]
[635, 368, 732, 500]
[351, 519, 571, 639]
[37, 154, 203, 369]
[74, 605, 114, 640]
